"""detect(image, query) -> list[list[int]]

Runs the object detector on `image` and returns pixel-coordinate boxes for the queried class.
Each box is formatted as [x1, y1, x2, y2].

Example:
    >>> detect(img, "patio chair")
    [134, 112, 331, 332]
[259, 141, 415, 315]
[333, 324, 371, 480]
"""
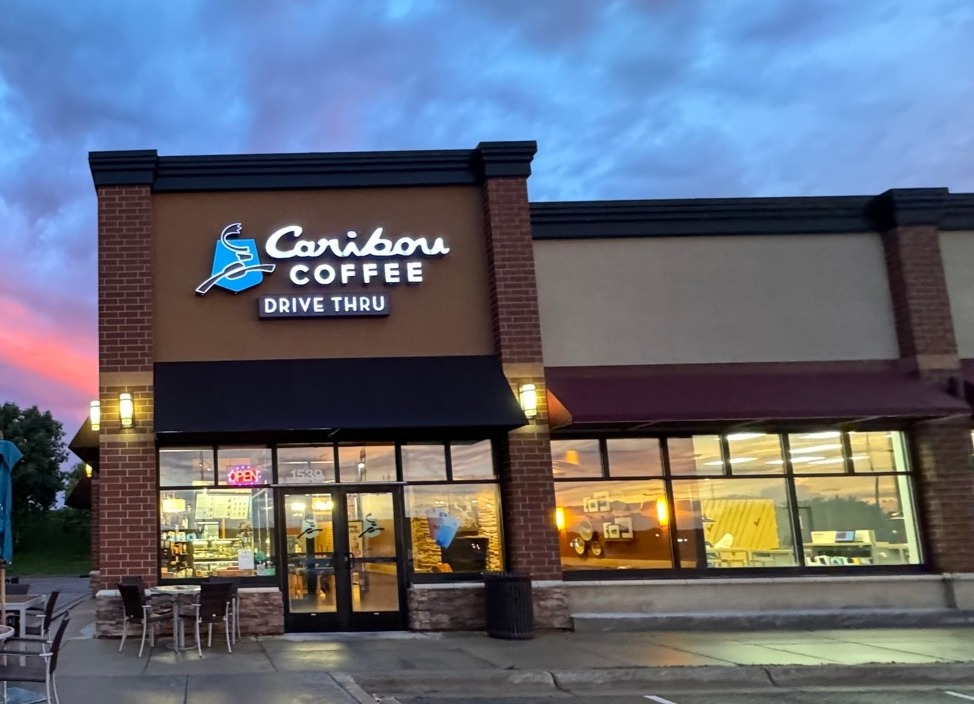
[20, 591, 59, 650]
[208, 578, 241, 644]
[0, 616, 70, 704]
[4, 583, 32, 631]
[179, 582, 232, 657]
[117, 583, 172, 658]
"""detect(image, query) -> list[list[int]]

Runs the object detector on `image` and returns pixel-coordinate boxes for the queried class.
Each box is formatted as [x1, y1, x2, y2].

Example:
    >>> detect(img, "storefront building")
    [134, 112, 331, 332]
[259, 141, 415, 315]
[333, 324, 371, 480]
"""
[71, 144, 974, 634]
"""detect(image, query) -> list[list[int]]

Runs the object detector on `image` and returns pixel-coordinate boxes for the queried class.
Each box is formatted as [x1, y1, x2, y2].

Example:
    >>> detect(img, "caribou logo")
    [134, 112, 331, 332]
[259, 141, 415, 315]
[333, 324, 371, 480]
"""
[196, 223, 276, 295]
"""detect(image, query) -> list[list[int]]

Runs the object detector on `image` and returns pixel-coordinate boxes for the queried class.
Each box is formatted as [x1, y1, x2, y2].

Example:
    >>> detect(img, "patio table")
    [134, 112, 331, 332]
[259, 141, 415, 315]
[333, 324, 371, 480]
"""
[148, 585, 200, 651]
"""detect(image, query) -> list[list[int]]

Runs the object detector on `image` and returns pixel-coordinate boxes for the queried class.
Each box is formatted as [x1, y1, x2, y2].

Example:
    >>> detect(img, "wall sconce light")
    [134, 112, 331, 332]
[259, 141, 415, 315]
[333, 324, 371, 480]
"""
[519, 383, 538, 419]
[119, 392, 134, 428]
[89, 400, 101, 432]
[656, 497, 669, 527]
[84, 464, 93, 479]
[555, 506, 565, 531]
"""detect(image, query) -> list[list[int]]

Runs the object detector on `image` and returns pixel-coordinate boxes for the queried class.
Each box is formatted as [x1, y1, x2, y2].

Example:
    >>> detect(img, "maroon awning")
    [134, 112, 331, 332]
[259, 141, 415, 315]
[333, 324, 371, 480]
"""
[546, 363, 970, 429]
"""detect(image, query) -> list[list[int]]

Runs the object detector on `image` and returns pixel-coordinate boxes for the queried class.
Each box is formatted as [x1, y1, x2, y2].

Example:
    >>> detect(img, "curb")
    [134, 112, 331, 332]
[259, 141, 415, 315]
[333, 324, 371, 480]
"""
[767, 663, 974, 689]
[346, 669, 558, 697]
[349, 663, 974, 697]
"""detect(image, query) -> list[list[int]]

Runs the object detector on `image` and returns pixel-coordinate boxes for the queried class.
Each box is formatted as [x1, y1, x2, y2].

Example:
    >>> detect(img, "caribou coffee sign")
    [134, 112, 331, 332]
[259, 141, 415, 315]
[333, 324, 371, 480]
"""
[195, 223, 450, 318]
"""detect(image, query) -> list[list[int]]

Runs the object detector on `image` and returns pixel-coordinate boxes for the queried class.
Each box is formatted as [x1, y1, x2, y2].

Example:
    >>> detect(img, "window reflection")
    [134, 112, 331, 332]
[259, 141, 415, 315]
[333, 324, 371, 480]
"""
[551, 439, 602, 478]
[338, 445, 396, 482]
[159, 448, 214, 487]
[606, 439, 663, 477]
[671, 478, 797, 569]
[555, 481, 672, 570]
[277, 446, 336, 484]
[402, 444, 447, 482]
[450, 441, 495, 480]
[406, 484, 504, 573]
[787, 431, 845, 473]
[668, 436, 723, 476]
[725, 433, 783, 475]
[848, 432, 909, 473]
[794, 475, 920, 565]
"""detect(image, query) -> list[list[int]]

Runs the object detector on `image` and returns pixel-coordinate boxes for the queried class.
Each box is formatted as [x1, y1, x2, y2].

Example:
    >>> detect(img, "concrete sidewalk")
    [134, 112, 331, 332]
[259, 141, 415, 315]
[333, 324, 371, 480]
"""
[35, 597, 974, 702]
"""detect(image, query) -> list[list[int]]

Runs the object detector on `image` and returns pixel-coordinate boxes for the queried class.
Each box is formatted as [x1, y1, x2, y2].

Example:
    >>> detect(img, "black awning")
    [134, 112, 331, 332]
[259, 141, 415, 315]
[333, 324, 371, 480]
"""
[154, 356, 526, 436]
[68, 418, 99, 468]
[65, 475, 92, 510]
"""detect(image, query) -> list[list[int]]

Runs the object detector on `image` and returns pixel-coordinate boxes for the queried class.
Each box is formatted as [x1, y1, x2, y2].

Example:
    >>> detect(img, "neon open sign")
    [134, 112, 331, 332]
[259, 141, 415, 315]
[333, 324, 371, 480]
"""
[227, 465, 261, 486]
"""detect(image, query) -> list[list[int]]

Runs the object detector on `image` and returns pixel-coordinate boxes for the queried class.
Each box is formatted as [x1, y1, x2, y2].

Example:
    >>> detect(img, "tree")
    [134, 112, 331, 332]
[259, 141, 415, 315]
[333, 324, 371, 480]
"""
[0, 403, 68, 533]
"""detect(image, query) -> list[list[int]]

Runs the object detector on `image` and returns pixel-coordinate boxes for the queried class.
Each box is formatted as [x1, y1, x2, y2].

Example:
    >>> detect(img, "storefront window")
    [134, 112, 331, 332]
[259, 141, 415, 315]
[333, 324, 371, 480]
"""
[725, 433, 784, 475]
[450, 441, 495, 479]
[794, 474, 920, 566]
[671, 478, 797, 569]
[555, 480, 672, 570]
[277, 446, 336, 484]
[159, 448, 214, 487]
[606, 439, 662, 477]
[218, 447, 271, 486]
[402, 444, 447, 482]
[786, 431, 845, 473]
[552, 429, 924, 573]
[667, 436, 724, 476]
[848, 431, 909, 473]
[160, 488, 276, 579]
[406, 484, 504, 574]
[338, 445, 396, 482]
[551, 439, 602, 478]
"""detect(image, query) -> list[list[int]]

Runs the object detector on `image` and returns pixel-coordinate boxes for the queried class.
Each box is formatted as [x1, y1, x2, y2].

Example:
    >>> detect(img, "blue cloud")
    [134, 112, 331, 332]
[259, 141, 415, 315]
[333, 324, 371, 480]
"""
[1, 0, 973, 419]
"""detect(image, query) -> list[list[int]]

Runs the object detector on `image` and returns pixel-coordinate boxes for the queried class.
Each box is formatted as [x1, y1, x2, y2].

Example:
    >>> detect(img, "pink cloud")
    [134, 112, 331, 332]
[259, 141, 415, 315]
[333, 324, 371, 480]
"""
[0, 296, 97, 410]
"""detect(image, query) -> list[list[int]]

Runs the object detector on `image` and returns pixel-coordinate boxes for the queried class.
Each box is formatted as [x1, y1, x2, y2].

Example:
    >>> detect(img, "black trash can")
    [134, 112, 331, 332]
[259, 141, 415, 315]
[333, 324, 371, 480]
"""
[483, 572, 534, 639]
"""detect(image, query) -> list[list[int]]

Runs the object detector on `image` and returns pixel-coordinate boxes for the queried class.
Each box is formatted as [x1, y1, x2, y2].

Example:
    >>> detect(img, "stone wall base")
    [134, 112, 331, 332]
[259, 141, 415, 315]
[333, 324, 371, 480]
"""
[96, 588, 284, 638]
[408, 582, 571, 631]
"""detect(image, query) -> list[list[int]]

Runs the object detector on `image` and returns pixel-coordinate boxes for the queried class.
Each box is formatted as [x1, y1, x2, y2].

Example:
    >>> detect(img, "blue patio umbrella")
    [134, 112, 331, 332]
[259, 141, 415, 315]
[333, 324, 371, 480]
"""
[0, 437, 22, 625]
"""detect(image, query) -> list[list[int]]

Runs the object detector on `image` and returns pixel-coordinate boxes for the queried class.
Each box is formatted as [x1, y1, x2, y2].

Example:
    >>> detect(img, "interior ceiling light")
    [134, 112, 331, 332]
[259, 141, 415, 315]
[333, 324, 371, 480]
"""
[726, 433, 766, 441]
[790, 444, 841, 454]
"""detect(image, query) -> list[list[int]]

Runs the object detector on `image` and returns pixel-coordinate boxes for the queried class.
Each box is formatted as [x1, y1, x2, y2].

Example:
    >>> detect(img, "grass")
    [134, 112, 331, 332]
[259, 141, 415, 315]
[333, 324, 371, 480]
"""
[8, 552, 90, 578]
[7, 511, 91, 577]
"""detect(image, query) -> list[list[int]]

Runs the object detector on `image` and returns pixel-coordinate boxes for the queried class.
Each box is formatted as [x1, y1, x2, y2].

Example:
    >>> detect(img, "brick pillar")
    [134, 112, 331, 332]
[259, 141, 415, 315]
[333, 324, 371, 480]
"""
[478, 142, 563, 586]
[94, 176, 159, 589]
[89, 470, 99, 591]
[874, 188, 974, 572]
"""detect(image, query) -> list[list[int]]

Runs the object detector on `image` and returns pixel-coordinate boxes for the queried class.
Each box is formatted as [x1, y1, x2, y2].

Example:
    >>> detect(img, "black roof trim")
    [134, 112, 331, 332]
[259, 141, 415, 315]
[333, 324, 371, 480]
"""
[89, 141, 536, 192]
[530, 196, 874, 239]
[531, 190, 974, 239]
[944, 193, 974, 231]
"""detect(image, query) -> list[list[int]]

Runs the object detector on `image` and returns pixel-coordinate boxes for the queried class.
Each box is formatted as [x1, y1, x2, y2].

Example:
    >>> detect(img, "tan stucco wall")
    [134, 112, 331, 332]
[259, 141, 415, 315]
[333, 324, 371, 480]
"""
[940, 231, 974, 357]
[535, 234, 899, 366]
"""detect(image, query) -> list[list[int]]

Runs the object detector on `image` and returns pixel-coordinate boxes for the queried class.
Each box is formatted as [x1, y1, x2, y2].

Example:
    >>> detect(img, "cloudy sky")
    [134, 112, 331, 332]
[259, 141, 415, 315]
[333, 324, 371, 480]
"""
[1, 0, 973, 446]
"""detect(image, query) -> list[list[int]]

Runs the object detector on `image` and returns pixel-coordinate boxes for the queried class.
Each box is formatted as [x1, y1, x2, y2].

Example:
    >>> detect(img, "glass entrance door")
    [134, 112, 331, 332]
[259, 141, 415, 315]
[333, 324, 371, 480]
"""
[281, 488, 406, 631]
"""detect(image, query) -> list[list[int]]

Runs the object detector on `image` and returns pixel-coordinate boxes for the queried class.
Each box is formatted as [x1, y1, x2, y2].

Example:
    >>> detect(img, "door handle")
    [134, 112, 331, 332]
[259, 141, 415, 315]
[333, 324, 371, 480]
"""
[344, 552, 355, 568]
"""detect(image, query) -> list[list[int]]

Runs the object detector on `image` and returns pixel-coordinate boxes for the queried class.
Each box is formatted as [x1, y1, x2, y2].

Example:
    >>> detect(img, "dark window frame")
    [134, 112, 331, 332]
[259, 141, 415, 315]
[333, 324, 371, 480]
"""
[552, 430, 925, 579]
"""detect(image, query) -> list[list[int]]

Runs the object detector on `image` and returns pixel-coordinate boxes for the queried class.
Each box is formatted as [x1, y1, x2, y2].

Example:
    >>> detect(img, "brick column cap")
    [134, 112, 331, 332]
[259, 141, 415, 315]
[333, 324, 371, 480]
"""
[869, 188, 949, 231]
[475, 141, 537, 179]
[90, 150, 159, 187]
